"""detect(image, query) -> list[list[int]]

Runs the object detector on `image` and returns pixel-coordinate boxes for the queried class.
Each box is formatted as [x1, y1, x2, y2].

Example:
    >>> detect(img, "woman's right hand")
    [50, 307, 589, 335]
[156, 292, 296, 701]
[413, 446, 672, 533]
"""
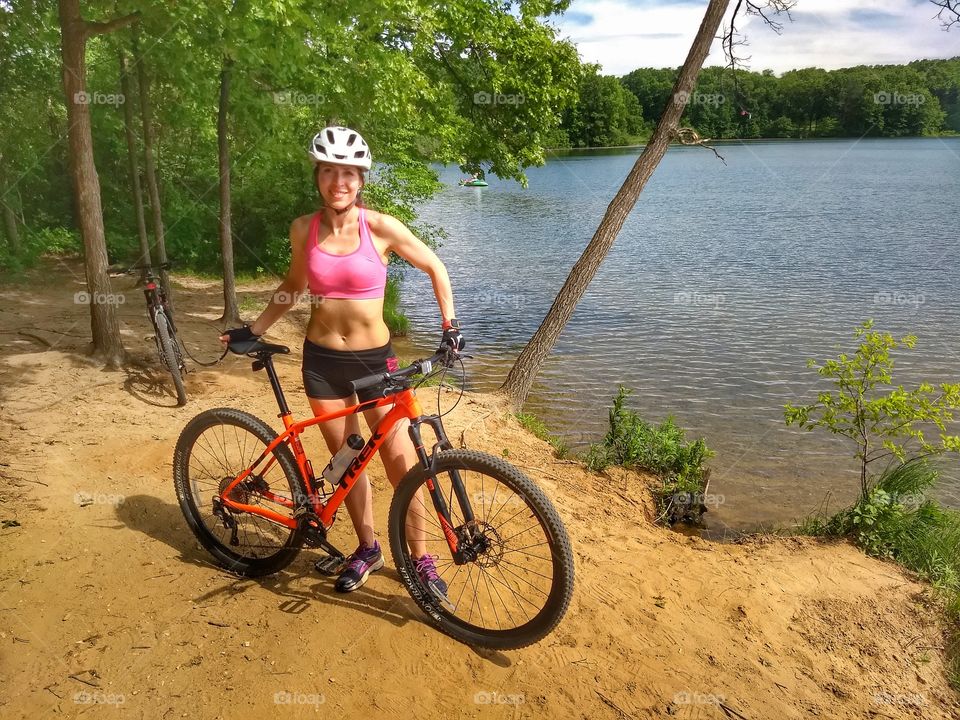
[440, 325, 465, 352]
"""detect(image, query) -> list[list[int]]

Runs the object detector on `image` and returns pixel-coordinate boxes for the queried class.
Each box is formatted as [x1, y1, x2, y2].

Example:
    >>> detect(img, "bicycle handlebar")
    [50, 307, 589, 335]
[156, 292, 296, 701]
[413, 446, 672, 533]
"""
[125, 260, 173, 274]
[348, 349, 454, 394]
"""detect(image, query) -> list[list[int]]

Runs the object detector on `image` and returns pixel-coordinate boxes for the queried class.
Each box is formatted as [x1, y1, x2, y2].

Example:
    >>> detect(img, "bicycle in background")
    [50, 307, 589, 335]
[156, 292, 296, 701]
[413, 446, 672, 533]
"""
[125, 261, 187, 406]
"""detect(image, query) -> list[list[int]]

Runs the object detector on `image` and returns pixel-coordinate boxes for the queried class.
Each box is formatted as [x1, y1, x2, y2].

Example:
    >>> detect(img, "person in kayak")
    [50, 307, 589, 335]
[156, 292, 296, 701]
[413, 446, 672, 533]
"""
[221, 126, 464, 596]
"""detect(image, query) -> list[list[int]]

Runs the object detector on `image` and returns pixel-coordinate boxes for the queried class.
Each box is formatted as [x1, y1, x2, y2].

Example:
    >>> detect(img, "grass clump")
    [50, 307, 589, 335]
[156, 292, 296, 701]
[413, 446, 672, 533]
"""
[585, 386, 713, 523]
[515, 412, 569, 458]
[383, 275, 409, 337]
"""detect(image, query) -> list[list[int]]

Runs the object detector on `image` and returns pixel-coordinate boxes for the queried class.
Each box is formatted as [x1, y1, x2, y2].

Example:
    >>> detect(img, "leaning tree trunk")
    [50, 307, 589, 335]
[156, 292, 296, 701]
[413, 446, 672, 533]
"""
[217, 59, 241, 324]
[57, 0, 137, 367]
[0, 155, 20, 254]
[119, 48, 150, 273]
[499, 0, 731, 410]
[133, 26, 171, 306]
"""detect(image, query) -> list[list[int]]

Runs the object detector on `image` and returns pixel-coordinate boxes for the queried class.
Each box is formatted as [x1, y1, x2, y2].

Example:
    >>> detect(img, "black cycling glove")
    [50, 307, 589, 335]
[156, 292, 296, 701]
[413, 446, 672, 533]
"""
[225, 325, 259, 343]
[224, 325, 261, 353]
[440, 326, 465, 352]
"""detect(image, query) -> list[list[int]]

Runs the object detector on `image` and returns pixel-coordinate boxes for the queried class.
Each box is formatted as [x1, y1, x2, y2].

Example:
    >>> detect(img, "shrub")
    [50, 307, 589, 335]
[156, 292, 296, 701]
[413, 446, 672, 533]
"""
[586, 386, 713, 521]
[785, 319, 960, 500]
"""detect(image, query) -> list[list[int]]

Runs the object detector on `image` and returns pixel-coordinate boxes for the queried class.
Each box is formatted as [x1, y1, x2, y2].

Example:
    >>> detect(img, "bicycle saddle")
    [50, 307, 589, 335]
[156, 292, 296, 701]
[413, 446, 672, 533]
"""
[228, 338, 290, 356]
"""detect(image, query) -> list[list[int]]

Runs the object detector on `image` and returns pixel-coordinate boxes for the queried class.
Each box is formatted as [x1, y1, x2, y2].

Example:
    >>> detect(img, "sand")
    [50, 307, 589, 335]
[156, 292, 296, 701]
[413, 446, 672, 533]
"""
[0, 259, 957, 719]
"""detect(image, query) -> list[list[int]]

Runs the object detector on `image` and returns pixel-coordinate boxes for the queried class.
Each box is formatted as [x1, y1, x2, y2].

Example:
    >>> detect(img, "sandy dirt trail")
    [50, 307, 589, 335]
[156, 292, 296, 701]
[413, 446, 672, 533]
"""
[0, 261, 957, 719]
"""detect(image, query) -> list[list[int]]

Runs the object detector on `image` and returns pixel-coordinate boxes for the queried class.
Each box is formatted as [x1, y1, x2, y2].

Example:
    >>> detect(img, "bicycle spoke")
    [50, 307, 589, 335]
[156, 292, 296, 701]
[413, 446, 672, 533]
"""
[182, 417, 299, 564]
[495, 558, 553, 591]
[490, 564, 541, 615]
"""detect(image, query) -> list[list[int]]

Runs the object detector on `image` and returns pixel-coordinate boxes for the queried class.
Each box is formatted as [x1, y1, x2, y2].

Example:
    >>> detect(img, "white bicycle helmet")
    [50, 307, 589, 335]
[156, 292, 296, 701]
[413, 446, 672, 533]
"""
[308, 126, 372, 170]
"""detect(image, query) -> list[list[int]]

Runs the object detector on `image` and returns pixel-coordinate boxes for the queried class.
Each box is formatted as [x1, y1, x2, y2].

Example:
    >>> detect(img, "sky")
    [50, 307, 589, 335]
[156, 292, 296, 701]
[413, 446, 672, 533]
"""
[554, 0, 960, 75]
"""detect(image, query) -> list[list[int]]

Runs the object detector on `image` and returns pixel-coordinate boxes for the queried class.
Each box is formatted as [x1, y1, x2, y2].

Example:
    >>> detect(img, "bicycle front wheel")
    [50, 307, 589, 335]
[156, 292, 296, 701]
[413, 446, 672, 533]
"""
[173, 408, 308, 576]
[388, 450, 574, 650]
[155, 309, 187, 406]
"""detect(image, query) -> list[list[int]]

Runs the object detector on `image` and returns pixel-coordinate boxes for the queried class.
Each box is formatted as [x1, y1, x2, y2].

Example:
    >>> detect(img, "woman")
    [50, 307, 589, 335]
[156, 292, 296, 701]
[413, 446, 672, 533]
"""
[222, 126, 464, 597]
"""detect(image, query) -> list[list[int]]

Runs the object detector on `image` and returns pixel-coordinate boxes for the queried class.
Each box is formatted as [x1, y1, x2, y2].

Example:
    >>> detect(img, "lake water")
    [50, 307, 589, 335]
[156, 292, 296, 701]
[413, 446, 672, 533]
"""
[398, 138, 960, 534]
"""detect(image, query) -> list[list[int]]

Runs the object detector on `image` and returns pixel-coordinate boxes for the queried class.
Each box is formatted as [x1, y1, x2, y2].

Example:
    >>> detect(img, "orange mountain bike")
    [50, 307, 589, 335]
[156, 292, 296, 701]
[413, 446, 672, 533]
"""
[172, 339, 574, 649]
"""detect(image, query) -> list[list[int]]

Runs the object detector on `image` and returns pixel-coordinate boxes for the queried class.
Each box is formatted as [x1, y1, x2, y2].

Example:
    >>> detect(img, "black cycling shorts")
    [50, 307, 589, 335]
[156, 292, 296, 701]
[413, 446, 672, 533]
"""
[302, 339, 400, 402]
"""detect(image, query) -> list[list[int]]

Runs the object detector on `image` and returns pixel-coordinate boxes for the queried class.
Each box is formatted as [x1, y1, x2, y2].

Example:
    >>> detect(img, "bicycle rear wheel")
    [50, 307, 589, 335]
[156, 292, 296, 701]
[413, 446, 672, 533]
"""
[155, 309, 187, 406]
[173, 408, 308, 576]
[388, 450, 574, 650]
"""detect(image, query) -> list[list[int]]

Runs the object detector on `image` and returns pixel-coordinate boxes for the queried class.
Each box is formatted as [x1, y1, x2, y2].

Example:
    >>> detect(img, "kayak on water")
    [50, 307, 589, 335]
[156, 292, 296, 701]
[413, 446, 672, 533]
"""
[459, 178, 488, 187]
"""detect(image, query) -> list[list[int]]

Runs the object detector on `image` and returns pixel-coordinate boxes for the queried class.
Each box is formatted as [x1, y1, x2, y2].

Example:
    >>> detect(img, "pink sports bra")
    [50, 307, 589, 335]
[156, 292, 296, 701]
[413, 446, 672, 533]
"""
[305, 208, 388, 300]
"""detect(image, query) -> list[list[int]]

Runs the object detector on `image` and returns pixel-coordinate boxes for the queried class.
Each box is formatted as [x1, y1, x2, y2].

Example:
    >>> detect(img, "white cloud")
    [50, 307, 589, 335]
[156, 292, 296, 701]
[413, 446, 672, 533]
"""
[556, 0, 960, 75]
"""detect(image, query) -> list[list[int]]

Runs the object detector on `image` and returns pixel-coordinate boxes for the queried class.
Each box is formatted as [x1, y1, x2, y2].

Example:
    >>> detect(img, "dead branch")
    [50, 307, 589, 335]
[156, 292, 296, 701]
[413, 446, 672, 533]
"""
[674, 127, 727, 164]
[931, 1, 960, 29]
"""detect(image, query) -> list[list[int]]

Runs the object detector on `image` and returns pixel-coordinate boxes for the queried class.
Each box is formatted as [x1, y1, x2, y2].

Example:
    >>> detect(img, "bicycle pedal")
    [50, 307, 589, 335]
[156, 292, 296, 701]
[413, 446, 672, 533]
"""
[430, 584, 457, 613]
[314, 553, 347, 576]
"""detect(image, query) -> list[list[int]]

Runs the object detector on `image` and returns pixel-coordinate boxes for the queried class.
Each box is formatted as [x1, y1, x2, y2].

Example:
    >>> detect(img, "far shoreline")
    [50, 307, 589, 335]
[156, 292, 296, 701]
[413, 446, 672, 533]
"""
[546, 134, 959, 152]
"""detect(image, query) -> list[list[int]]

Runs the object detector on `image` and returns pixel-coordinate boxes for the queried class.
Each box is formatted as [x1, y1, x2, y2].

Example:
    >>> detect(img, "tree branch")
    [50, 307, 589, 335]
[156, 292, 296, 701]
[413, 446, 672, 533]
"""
[722, 1, 796, 71]
[931, 1, 960, 29]
[673, 127, 726, 164]
[84, 12, 140, 40]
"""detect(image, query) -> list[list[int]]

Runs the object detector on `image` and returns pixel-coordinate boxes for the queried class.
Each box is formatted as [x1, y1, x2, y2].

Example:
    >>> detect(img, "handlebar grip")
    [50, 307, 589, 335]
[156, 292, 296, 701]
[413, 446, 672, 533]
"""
[348, 372, 390, 394]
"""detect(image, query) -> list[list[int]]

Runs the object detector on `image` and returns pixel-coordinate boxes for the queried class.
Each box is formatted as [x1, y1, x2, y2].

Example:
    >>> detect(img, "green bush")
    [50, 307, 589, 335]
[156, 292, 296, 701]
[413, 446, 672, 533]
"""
[828, 461, 960, 582]
[586, 386, 712, 496]
[785, 320, 960, 500]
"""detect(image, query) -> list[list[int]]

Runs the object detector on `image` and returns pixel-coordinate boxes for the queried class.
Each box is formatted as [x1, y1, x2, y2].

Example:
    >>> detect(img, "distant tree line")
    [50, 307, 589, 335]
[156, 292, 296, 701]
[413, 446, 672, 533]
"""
[555, 58, 960, 147]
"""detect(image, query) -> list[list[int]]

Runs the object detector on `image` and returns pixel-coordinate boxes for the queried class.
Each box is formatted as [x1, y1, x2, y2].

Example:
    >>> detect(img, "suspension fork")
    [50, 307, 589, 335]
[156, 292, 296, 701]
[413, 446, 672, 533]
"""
[408, 416, 477, 558]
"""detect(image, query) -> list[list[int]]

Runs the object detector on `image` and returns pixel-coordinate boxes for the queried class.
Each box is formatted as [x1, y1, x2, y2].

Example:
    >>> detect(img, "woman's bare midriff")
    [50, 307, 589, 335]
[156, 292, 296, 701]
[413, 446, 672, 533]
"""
[305, 296, 391, 350]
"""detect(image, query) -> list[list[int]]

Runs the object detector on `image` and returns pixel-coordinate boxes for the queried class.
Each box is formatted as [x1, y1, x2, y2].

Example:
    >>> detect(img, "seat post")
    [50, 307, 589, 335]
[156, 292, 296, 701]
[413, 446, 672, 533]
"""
[259, 355, 291, 416]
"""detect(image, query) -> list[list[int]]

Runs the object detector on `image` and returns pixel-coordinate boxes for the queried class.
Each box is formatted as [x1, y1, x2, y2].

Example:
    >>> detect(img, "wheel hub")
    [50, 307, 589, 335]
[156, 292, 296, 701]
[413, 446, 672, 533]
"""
[217, 475, 256, 509]
[460, 521, 503, 568]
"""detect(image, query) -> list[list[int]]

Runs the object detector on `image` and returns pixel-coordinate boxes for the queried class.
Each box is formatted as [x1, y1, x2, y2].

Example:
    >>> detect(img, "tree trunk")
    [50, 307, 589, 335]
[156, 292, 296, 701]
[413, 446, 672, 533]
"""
[499, 0, 731, 410]
[57, 0, 131, 367]
[133, 26, 171, 305]
[119, 48, 150, 273]
[218, 59, 241, 324]
[0, 156, 21, 253]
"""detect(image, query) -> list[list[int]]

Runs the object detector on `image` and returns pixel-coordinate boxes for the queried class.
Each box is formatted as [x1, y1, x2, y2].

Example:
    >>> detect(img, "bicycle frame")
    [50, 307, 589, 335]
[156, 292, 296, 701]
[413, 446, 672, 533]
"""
[217, 352, 471, 553]
[142, 274, 174, 334]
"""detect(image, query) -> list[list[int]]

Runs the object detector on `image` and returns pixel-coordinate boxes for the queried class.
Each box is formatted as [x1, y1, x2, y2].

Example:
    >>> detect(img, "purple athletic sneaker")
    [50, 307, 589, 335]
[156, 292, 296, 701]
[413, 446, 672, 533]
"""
[334, 540, 384, 593]
[415, 553, 448, 598]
